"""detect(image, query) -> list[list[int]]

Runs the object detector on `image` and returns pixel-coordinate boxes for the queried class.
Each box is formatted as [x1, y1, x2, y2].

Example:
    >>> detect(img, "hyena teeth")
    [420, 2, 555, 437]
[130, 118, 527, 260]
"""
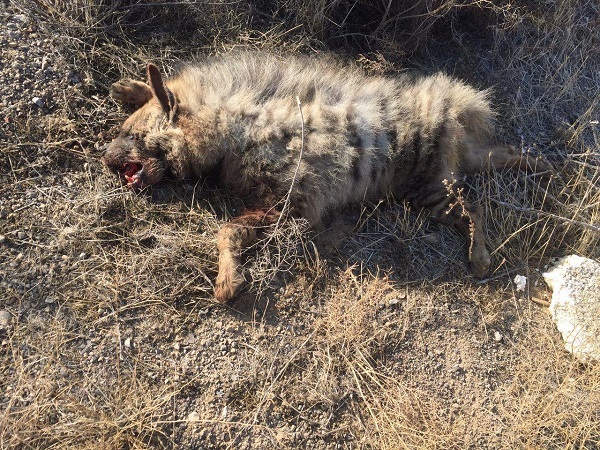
[102, 52, 549, 303]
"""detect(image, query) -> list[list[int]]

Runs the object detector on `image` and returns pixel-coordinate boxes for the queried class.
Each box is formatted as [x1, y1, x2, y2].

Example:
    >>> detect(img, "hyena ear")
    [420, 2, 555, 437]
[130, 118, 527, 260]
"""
[147, 63, 177, 117]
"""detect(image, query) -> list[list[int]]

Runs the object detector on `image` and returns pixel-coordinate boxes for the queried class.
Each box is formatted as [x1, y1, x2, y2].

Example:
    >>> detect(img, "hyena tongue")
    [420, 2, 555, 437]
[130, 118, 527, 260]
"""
[121, 163, 142, 184]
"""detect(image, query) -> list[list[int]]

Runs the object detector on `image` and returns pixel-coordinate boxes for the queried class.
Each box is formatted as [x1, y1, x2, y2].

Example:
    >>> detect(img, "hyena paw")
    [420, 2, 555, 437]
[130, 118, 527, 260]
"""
[214, 266, 245, 303]
[471, 247, 491, 278]
[110, 79, 152, 106]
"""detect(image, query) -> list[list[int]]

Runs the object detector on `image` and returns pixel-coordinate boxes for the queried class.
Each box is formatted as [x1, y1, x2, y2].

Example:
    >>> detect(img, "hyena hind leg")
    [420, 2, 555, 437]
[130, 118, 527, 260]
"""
[414, 184, 491, 277]
[460, 135, 551, 174]
[214, 210, 278, 303]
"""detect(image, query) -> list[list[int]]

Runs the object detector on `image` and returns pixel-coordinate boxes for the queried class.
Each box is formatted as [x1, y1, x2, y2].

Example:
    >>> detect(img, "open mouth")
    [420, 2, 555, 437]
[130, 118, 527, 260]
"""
[120, 163, 144, 188]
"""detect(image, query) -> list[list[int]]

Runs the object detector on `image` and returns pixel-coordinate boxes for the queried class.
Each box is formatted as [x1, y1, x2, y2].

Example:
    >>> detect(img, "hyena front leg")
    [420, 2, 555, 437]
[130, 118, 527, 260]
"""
[110, 79, 153, 107]
[413, 183, 490, 277]
[215, 209, 278, 303]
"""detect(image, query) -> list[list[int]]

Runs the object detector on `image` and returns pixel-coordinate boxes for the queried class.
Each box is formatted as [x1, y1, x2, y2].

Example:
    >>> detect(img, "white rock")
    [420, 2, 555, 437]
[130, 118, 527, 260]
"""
[494, 331, 503, 342]
[13, 14, 29, 24]
[124, 337, 132, 348]
[543, 255, 600, 363]
[0, 310, 12, 330]
[513, 274, 527, 292]
[31, 97, 44, 107]
[187, 411, 200, 422]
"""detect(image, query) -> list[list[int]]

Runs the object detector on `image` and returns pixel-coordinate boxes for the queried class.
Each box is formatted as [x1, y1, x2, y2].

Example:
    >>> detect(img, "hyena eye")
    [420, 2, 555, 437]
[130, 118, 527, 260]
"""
[129, 135, 137, 141]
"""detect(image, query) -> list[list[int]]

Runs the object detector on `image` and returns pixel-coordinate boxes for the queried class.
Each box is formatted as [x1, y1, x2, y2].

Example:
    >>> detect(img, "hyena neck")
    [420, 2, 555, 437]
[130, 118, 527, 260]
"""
[177, 108, 247, 180]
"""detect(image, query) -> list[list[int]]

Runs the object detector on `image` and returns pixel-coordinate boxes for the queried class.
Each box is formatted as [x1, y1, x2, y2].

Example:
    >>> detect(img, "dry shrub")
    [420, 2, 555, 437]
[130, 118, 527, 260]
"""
[497, 320, 600, 449]
[307, 270, 446, 449]
[476, 0, 600, 267]
[246, 217, 312, 299]
[279, 0, 512, 53]
[0, 311, 177, 449]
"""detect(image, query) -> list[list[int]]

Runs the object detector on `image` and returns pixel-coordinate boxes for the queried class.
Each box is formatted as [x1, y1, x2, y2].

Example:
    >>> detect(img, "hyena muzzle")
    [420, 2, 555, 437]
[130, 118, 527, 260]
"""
[102, 52, 549, 303]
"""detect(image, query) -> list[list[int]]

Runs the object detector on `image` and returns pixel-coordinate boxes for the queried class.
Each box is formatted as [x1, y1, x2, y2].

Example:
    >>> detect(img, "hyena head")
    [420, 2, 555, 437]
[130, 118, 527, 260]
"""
[102, 64, 186, 190]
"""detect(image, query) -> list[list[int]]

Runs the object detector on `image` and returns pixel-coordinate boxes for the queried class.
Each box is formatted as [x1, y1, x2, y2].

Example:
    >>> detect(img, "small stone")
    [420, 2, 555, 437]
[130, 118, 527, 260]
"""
[0, 311, 12, 331]
[32, 97, 44, 107]
[423, 232, 441, 245]
[388, 298, 400, 307]
[124, 337, 132, 348]
[13, 14, 29, 24]
[513, 274, 527, 292]
[45, 297, 55, 304]
[41, 55, 50, 70]
[0, 235, 5, 244]
[494, 331, 503, 342]
[184, 333, 196, 345]
[187, 411, 200, 422]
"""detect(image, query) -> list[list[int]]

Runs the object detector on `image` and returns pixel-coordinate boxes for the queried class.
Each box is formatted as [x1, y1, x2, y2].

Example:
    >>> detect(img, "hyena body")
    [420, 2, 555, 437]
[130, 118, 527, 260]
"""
[103, 52, 546, 302]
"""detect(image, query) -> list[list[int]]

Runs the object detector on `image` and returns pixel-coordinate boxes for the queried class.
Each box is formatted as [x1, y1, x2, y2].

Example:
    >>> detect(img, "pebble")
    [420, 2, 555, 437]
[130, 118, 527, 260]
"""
[32, 96, 44, 107]
[184, 333, 196, 345]
[494, 331, 503, 342]
[124, 337, 132, 348]
[187, 411, 200, 422]
[0, 310, 12, 330]
[13, 14, 29, 24]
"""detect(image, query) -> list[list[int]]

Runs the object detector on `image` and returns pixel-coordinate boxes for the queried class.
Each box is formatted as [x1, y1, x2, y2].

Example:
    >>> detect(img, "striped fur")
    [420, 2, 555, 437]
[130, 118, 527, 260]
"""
[102, 52, 547, 302]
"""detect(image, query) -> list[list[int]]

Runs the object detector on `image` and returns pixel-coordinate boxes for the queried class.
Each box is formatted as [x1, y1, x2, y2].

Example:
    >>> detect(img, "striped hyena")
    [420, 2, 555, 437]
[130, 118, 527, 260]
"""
[102, 52, 547, 303]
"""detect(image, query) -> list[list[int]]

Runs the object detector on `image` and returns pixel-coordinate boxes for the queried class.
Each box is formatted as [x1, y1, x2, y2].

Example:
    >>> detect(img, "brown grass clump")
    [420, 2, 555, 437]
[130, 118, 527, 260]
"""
[2, 0, 599, 448]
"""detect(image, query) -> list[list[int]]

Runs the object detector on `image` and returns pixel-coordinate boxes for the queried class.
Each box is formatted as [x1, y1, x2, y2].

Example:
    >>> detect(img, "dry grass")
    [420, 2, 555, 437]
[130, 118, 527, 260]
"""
[2, 0, 599, 448]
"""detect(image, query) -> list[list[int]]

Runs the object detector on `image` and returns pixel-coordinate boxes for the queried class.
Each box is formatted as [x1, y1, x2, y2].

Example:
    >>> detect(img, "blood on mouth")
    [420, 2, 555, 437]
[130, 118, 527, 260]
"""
[120, 163, 142, 185]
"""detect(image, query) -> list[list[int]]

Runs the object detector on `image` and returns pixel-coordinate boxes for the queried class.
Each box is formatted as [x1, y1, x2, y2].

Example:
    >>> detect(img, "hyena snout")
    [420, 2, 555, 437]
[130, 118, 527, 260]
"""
[102, 139, 147, 189]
